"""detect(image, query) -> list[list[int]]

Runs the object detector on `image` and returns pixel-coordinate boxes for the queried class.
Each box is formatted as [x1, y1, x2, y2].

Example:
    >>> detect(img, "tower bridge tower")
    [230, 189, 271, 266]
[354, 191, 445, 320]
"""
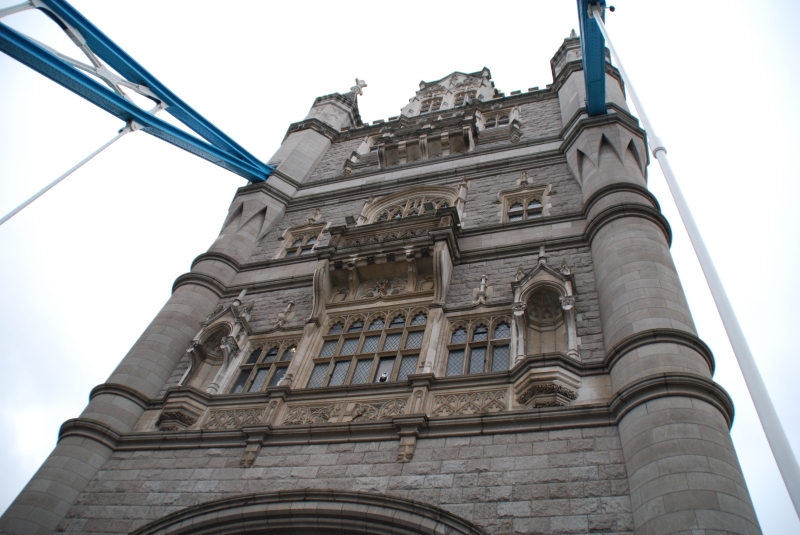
[1, 35, 761, 535]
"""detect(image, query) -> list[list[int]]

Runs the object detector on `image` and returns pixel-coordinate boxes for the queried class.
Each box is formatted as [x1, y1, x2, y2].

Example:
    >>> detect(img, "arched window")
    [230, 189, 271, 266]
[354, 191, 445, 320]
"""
[367, 192, 456, 224]
[230, 340, 297, 394]
[419, 98, 442, 114]
[307, 311, 428, 388]
[506, 196, 544, 222]
[446, 320, 512, 376]
[453, 90, 476, 107]
[484, 114, 510, 129]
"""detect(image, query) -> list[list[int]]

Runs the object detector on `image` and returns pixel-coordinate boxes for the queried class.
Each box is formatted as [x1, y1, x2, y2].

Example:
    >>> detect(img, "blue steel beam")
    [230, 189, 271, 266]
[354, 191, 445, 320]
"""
[577, 0, 607, 116]
[34, 0, 270, 176]
[0, 21, 268, 182]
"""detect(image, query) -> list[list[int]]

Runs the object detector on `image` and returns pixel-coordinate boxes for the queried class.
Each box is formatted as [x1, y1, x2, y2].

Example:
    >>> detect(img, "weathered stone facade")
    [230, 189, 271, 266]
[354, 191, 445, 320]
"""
[1, 35, 762, 535]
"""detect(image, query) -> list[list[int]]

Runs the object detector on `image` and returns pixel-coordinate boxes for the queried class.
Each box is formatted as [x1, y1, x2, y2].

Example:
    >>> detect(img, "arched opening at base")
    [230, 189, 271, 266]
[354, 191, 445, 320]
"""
[131, 489, 487, 535]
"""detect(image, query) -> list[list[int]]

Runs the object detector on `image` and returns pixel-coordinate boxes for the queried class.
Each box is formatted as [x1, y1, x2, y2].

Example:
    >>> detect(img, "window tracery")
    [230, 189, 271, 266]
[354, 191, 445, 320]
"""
[375, 196, 451, 222]
[498, 180, 550, 223]
[419, 98, 442, 114]
[229, 339, 298, 394]
[276, 223, 326, 259]
[307, 309, 428, 388]
[445, 317, 512, 376]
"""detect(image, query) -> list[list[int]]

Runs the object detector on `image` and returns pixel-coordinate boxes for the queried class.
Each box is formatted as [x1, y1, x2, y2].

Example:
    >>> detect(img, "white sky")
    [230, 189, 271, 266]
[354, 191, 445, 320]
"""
[1, 1, 798, 532]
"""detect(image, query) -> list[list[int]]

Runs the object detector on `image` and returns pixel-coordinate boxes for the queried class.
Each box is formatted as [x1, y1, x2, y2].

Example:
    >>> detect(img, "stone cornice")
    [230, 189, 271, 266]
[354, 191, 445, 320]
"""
[58, 418, 121, 450]
[584, 202, 672, 246]
[560, 106, 647, 155]
[171, 272, 228, 297]
[550, 58, 624, 96]
[190, 251, 242, 272]
[604, 328, 715, 375]
[609, 372, 734, 427]
[282, 117, 340, 143]
[583, 182, 661, 214]
[67, 372, 734, 452]
[289, 139, 565, 207]
[89, 383, 150, 410]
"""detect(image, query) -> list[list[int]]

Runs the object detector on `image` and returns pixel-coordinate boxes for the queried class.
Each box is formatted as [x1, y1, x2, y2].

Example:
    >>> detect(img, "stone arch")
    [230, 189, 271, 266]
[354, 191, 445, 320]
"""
[184, 323, 233, 391]
[130, 490, 487, 535]
[362, 185, 459, 224]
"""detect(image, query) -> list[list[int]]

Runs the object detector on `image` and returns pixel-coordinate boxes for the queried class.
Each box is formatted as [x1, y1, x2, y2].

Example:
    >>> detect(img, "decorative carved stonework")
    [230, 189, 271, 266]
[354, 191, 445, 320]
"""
[528, 289, 563, 325]
[341, 224, 436, 247]
[516, 383, 578, 408]
[282, 404, 342, 426]
[431, 389, 507, 416]
[358, 278, 407, 299]
[156, 410, 197, 431]
[202, 407, 268, 430]
[350, 399, 407, 422]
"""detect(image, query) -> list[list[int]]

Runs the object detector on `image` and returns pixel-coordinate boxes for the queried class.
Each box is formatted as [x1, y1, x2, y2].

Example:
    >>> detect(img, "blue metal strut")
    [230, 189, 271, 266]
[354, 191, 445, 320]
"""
[0, 0, 272, 182]
[577, 0, 607, 117]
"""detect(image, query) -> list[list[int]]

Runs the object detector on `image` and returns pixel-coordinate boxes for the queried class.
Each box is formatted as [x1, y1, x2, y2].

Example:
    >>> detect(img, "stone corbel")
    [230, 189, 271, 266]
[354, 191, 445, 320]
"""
[463, 125, 475, 152]
[240, 425, 272, 468]
[156, 392, 206, 431]
[406, 255, 418, 291]
[509, 118, 523, 143]
[512, 302, 527, 365]
[419, 134, 429, 160]
[397, 141, 407, 165]
[440, 132, 450, 157]
[393, 415, 427, 463]
[346, 261, 360, 299]
[309, 259, 329, 324]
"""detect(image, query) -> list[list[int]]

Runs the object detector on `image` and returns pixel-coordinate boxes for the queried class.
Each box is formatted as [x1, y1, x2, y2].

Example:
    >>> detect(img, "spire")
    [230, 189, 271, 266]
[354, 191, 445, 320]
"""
[569, 28, 578, 39]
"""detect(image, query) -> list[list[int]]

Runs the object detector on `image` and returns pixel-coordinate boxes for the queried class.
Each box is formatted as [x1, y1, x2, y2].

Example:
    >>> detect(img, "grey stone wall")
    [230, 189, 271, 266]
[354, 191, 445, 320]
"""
[251, 197, 366, 261]
[307, 136, 363, 182]
[518, 98, 563, 140]
[462, 163, 582, 230]
[446, 247, 604, 362]
[58, 426, 633, 535]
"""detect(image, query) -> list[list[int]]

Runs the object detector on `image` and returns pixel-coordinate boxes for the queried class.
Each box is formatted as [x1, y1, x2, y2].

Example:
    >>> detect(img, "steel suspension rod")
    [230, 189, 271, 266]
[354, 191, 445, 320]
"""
[0, 124, 130, 227]
[590, 7, 800, 518]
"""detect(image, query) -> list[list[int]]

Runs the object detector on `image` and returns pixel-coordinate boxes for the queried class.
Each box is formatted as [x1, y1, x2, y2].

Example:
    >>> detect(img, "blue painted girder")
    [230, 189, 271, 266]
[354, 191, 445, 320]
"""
[577, 0, 607, 117]
[0, 0, 272, 182]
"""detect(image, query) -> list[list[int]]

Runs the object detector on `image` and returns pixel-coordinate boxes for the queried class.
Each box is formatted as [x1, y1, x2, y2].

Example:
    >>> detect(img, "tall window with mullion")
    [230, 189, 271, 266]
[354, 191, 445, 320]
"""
[307, 311, 428, 388]
[506, 195, 543, 222]
[229, 340, 297, 393]
[445, 319, 512, 376]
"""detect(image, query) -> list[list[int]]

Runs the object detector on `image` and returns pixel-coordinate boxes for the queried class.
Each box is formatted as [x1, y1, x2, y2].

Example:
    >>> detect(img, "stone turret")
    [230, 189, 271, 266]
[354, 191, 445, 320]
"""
[553, 31, 761, 535]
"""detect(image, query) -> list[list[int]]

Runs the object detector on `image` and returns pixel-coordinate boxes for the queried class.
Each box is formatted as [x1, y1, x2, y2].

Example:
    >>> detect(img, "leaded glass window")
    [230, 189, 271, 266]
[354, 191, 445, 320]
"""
[507, 196, 544, 222]
[282, 230, 321, 258]
[306, 310, 428, 387]
[229, 339, 297, 394]
[445, 319, 512, 376]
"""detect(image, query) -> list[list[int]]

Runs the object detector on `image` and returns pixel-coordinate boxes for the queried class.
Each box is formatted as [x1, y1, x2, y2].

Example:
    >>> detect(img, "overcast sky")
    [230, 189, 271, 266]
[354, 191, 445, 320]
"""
[1, 1, 799, 532]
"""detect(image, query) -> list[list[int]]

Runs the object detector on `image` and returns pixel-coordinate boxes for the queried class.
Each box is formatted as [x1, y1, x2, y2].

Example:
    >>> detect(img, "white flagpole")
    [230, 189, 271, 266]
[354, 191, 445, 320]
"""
[590, 7, 800, 517]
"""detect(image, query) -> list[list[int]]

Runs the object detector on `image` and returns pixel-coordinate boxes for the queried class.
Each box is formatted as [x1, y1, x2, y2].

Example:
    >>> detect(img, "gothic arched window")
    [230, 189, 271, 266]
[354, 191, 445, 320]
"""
[419, 98, 442, 114]
[445, 319, 512, 376]
[453, 91, 476, 107]
[506, 196, 544, 222]
[306, 311, 428, 388]
[230, 340, 297, 394]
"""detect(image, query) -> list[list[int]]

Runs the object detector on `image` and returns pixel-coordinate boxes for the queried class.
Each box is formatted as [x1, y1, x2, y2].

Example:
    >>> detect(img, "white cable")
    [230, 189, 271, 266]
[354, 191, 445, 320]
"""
[0, 125, 130, 227]
[591, 6, 800, 518]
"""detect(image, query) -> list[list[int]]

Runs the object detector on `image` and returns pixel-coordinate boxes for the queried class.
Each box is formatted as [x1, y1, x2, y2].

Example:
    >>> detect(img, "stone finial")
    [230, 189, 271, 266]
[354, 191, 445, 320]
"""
[307, 208, 321, 224]
[474, 275, 492, 305]
[560, 260, 571, 276]
[515, 267, 525, 282]
[569, 29, 578, 39]
[538, 245, 548, 265]
[351, 78, 368, 96]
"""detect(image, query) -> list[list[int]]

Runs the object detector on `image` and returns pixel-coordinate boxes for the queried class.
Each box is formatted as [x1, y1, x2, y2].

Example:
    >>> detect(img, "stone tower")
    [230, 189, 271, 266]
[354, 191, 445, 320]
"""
[1, 35, 762, 535]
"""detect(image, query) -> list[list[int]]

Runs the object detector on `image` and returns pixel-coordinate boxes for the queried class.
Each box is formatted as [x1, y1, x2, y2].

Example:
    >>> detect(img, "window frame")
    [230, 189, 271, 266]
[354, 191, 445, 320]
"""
[506, 194, 544, 223]
[229, 339, 298, 394]
[308, 312, 428, 388]
[445, 319, 512, 377]
[419, 97, 443, 115]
